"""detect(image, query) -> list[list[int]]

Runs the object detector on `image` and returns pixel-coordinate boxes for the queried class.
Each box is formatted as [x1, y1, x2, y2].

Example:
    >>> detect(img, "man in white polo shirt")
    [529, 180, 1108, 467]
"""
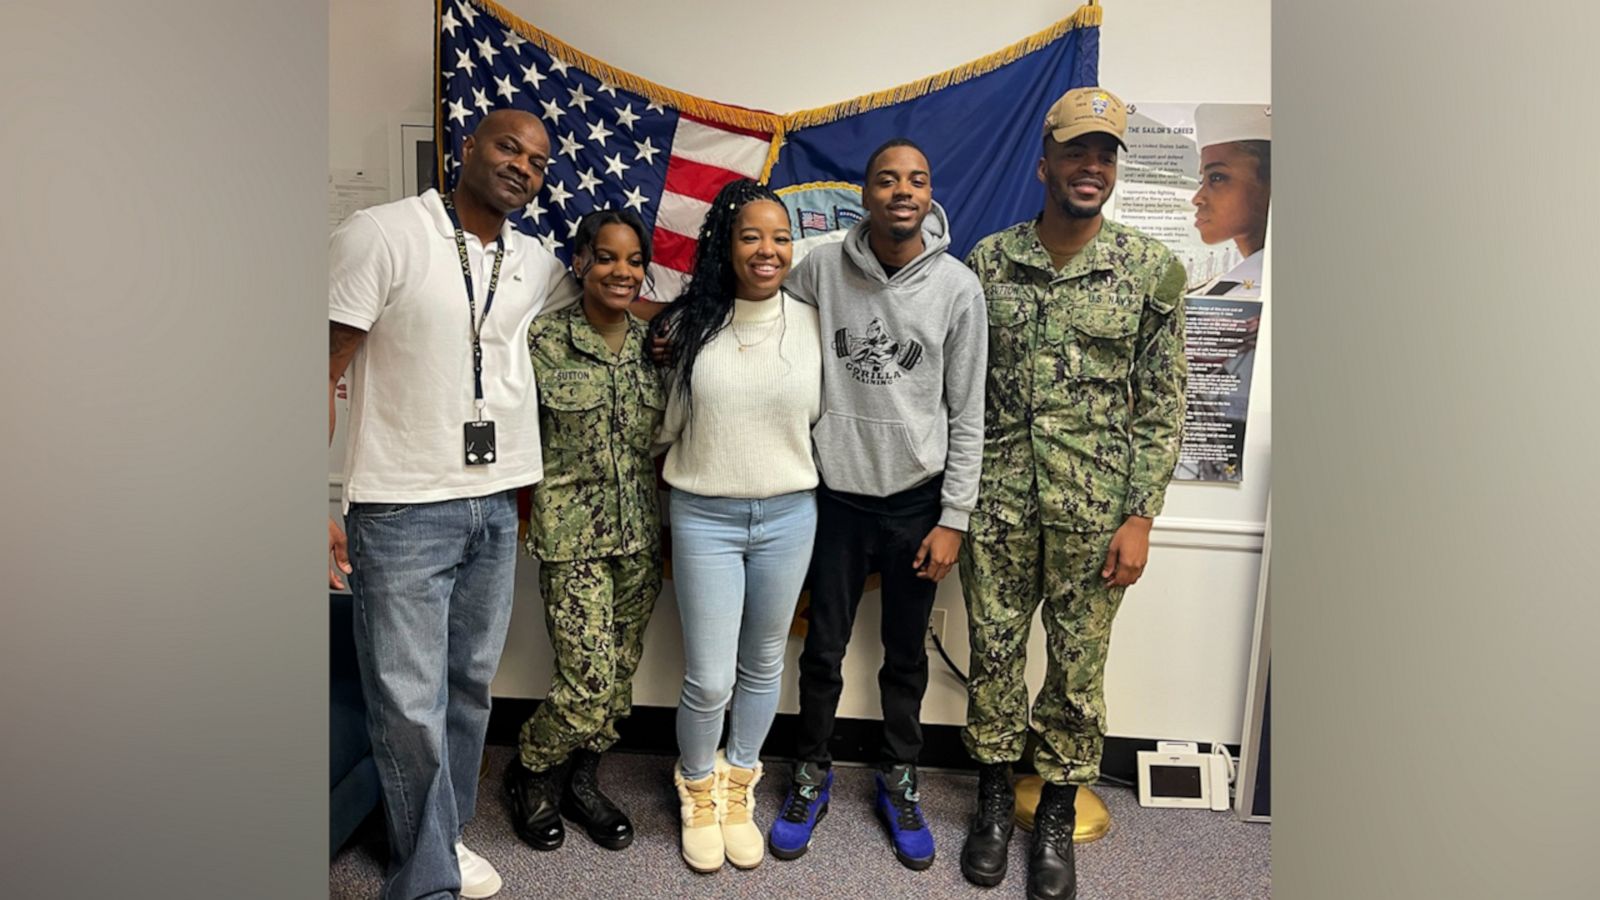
[327, 108, 576, 900]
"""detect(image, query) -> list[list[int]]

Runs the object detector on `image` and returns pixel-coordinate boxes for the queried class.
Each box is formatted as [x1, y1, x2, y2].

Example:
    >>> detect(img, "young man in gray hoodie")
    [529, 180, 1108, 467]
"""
[767, 139, 987, 869]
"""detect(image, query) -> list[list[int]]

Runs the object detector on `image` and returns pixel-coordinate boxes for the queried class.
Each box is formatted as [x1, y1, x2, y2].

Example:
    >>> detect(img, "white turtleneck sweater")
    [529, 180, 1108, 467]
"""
[659, 292, 822, 499]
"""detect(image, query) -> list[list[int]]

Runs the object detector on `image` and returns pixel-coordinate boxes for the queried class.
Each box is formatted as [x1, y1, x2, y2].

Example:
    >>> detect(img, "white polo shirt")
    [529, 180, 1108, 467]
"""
[330, 188, 577, 510]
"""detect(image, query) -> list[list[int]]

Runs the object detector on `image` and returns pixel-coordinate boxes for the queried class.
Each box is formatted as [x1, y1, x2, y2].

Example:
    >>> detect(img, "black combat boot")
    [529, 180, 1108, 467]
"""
[505, 759, 565, 851]
[961, 762, 1016, 886]
[1027, 782, 1078, 900]
[560, 749, 634, 850]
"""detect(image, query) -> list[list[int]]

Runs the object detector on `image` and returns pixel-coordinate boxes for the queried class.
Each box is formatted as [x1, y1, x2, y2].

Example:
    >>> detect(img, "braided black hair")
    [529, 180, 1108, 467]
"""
[652, 178, 787, 402]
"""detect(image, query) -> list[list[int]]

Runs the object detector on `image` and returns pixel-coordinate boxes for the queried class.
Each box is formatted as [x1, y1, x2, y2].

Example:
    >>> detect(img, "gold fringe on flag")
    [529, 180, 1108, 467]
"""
[759, 120, 786, 183]
[780, 1, 1102, 132]
[470, 0, 783, 134]
[444, 0, 1103, 185]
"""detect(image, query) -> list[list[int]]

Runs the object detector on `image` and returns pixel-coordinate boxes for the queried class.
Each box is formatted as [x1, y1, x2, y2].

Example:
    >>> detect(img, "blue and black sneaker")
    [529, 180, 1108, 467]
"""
[875, 763, 935, 870]
[769, 761, 832, 860]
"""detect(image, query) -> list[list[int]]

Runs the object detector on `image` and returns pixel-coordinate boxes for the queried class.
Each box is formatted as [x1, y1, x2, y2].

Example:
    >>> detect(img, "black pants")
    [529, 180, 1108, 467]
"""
[794, 486, 941, 766]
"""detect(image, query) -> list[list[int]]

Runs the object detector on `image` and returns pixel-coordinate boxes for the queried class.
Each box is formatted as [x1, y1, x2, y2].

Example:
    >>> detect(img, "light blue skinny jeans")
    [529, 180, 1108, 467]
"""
[670, 488, 818, 779]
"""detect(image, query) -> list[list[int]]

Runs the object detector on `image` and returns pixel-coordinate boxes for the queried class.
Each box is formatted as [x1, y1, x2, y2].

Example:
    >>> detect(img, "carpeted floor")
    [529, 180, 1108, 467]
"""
[331, 746, 1269, 899]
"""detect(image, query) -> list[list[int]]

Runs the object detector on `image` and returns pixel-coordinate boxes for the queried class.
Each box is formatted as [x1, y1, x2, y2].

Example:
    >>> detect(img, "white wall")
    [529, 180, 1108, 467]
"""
[330, 0, 1271, 745]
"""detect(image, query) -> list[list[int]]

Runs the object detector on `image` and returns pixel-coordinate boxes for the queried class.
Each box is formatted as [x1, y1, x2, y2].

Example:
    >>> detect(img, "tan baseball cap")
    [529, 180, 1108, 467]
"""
[1042, 87, 1128, 148]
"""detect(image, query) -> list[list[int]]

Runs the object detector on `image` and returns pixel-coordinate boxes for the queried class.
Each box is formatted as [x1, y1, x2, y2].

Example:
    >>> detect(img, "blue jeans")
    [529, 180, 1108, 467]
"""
[346, 490, 518, 900]
[670, 489, 818, 780]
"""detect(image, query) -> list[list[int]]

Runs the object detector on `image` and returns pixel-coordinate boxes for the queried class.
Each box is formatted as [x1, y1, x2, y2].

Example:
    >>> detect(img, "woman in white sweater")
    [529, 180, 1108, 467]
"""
[652, 178, 821, 873]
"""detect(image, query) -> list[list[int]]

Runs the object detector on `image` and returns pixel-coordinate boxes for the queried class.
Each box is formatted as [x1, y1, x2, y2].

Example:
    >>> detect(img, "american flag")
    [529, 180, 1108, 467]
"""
[437, 0, 777, 301]
[798, 209, 830, 234]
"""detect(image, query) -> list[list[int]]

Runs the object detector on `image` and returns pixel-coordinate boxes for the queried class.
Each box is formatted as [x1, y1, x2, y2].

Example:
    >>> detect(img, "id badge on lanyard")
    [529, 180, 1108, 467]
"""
[443, 195, 505, 466]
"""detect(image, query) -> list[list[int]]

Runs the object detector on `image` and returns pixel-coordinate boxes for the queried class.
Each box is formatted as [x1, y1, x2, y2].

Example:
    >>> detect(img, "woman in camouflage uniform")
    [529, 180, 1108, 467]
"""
[504, 209, 666, 854]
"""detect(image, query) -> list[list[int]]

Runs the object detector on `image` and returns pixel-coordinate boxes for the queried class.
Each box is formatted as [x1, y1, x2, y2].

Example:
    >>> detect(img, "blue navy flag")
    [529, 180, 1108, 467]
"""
[767, 10, 1101, 260]
[435, 0, 1102, 296]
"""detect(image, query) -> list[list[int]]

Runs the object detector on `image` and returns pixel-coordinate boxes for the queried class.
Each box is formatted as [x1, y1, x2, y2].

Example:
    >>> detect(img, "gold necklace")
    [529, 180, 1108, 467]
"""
[730, 299, 783, 352]
[731, 318, 778, 351]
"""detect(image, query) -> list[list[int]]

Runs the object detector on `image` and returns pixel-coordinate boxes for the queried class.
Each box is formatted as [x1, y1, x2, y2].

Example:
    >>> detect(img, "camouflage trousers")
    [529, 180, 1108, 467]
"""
[517, 550, 661, 772]
[959, 514, 1125, 785]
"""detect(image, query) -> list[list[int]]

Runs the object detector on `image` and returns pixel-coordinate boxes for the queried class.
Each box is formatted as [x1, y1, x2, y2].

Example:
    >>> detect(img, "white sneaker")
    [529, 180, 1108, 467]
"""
[454, 841, 503, 899]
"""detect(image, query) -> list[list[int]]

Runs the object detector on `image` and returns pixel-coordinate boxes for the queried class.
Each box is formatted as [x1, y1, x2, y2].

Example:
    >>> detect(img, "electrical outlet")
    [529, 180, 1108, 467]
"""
[926, 608, 947, 650]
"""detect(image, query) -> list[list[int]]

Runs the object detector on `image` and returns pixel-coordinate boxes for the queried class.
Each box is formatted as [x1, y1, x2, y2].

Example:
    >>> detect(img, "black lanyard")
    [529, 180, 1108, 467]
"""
[441, 194, 505, 419]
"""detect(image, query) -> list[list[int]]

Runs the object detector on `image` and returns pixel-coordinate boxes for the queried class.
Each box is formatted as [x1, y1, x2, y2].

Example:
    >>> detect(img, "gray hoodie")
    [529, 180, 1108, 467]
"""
[785, 201, 987, 531]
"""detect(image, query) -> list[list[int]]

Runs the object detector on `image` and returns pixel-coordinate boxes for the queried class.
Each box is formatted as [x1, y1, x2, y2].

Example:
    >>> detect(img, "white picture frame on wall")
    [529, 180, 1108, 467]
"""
[389, 111, 438, 201]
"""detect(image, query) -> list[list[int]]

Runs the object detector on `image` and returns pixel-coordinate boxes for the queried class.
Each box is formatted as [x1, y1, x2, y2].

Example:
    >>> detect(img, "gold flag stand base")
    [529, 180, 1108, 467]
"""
[1012, 776, 1111, 843]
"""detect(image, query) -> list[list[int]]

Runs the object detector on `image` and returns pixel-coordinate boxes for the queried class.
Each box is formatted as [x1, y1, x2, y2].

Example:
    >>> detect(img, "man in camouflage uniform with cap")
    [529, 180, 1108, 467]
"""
[958, 87, 1187, 900]
[505, 299, 666, 854]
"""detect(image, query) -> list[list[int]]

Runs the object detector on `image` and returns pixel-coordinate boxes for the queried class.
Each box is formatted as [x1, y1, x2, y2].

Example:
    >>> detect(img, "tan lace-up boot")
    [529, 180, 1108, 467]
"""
[674, 763, 724, 873]
[716, 751, 765, 869]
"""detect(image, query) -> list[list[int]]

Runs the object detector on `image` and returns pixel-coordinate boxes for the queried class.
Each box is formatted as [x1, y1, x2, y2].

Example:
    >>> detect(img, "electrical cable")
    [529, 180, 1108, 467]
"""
[931, 629, 967, 685]
[1211, 740, 1237, 789]
[932, 629, 1130, 785]
[930, 628, 1226, 796]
